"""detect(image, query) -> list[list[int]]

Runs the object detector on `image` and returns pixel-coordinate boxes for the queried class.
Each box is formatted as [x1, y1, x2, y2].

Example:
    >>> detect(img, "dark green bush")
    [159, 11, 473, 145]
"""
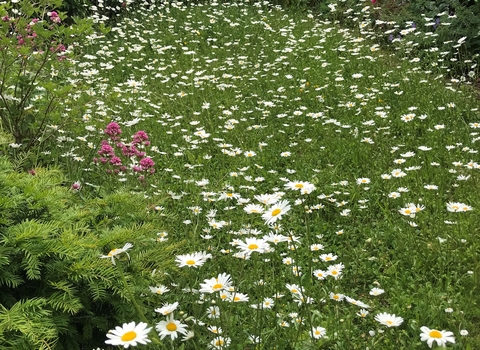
[0, 156, 179, 349]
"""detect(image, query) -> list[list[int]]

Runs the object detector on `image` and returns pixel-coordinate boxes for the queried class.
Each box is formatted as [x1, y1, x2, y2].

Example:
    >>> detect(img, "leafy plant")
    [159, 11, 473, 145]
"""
[0, 156, 179, 349]
[0, 0, 93, 153]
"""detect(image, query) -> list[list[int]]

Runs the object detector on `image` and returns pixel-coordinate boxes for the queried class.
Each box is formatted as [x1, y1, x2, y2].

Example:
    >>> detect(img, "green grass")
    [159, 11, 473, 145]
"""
[23, 0, 480, 348]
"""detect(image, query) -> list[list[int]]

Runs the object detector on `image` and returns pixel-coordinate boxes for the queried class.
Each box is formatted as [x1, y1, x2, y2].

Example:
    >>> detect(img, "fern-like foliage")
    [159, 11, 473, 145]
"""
[0, 156, 179, 349]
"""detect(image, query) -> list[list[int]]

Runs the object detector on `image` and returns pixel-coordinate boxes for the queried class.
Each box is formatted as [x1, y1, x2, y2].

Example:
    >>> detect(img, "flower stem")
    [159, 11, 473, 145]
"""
[116, 262, 165, 348]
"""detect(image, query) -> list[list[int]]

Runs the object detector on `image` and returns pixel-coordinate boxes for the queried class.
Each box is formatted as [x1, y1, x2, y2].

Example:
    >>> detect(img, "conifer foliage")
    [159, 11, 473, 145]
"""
[0, 156, 176, 349]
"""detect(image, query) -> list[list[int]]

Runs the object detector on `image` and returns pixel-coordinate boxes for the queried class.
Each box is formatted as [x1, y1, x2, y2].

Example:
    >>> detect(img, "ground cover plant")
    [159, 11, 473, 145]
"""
[1, 0, 480, 349]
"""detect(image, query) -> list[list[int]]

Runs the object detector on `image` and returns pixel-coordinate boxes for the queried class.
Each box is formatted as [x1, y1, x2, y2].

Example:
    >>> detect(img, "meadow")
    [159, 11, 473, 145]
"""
[1, 0, 480, 349]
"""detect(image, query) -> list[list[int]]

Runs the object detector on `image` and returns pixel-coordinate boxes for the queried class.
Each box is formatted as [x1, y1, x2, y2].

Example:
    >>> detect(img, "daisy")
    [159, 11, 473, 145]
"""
[210, 336, 231, 349]
[206, 306, 220, 319]
[105, 321, 152, 348]
[263, 232, 289, 244]
[176, 251, 212, 268]
[391, 169, 407, 178]
[369, 287, 385, 296]
[262, 297, 275, 308]
[254, 193, 281, 205]
[228, 292, 249, 302]
[182, 331, 195, 342]
[311, 326, 327, 339]
[149, 285, 170, 295]
[346, 296, 370, 308]
[207, 326, 223, 334]
[374, 312, 403, 327]
[327, 263, 344, 279]
[420, 326, 455, 348]
[310, 243, 324, 251]
[100, 243, 133, 265]
[399, 206, 416, 217]
[218, 192, 241, 200]
[262, 200, 291, 225]
[313, 269, 327, 280]
[155, 302, 179, 316]
[244, 203, 265, 214]
[235, 237, 270, 256]
[320, 253, 338, 262]
[156, 313, 188, 340]
[286, 283, 302, 295]
[356, 178, 370, 185]
[329, 292, 344, 302]
[357, 309, 369, 317]
[199, 273, 233, 293]
[284, 181, 316, 194]
[447, 202, 473, 212]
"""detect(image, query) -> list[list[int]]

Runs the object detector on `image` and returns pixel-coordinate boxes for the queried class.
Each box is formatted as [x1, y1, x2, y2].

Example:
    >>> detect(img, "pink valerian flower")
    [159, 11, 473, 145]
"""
[118, 143, 138, 157]
[48, 11, 61, 23]
[104, 122, 122, 140]
[133, 130, 150, 145]
[110, 156, 122, 166]
[139, 157, 155, 170]
[98, 140, 115, 156]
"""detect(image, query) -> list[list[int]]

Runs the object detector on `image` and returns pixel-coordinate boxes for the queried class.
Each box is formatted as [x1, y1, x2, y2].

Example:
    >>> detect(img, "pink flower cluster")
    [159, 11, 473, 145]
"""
[94, 122, 155, 180]
[47, 11, 61, 24]
[3, 10, 66, 58]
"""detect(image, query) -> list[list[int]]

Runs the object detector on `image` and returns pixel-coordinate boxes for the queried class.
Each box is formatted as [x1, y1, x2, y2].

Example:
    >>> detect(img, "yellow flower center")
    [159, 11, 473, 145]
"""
[248, 244, 259, 250]
[213, 283, 223, 290]
[215, 339, 224, 346]
[234, 296, 241, 301]
[429, 330, 442, 338]
[166, 322, 177, 332]
[386, 320, 393, 325]
[271, 208, 282, 216]
[331, 270, 338, 275]
[333, 295, 339, 299]
[121, 331, 137, 341]
[291, 289, 298, 293]
[186, 260, 196, 265]
[325, 257, 332, 261]
[108, 249, 118, 257]
[295, 183, 304, 188]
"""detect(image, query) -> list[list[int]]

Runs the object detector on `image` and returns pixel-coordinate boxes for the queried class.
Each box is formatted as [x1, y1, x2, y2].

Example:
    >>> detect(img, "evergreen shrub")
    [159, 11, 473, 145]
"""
[0, 156, 179, 349]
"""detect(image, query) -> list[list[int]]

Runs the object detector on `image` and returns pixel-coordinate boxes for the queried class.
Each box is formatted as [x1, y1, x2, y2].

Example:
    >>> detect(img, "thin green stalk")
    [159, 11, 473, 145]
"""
[116, 262, 165, 348]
